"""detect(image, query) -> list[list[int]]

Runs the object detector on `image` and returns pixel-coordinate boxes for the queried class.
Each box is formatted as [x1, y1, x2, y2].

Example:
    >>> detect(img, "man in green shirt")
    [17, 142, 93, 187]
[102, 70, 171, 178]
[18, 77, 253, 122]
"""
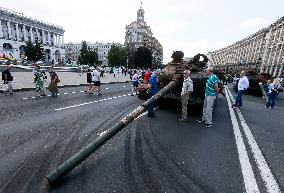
[198, 66, 219, 128]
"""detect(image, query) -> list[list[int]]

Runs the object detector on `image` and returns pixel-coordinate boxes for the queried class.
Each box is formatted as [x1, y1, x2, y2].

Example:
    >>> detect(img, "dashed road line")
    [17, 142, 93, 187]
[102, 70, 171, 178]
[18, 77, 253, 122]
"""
[21, 85, 131, 100]
[54, 93, 135, 111]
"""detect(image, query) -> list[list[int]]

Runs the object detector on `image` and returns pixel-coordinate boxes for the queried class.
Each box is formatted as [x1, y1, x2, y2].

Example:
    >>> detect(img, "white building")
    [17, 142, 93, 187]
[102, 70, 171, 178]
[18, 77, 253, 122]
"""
[208, 16, 284, 77]
[0, 7, 65, 63]
[65, 42, 121, 65]
[125, 4, 163, 65]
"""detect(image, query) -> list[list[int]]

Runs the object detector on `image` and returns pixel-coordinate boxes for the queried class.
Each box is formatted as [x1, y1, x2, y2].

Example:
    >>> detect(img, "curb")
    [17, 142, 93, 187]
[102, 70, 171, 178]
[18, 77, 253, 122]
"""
[0, 81, 131, 93]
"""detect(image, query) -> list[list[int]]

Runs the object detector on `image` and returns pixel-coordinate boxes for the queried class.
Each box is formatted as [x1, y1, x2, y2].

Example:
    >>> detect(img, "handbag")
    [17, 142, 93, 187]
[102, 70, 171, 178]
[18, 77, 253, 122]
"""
[55, 78, 60, 84]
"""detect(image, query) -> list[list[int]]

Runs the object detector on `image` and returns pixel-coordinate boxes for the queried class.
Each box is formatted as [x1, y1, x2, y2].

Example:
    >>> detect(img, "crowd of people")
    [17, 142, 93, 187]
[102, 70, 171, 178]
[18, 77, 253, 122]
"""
[1, 62, 283, 123]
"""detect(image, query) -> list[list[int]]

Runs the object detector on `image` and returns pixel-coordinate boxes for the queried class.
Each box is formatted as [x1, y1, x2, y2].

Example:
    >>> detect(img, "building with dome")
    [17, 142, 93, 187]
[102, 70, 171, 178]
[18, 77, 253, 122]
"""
[125, 3, 163, 66]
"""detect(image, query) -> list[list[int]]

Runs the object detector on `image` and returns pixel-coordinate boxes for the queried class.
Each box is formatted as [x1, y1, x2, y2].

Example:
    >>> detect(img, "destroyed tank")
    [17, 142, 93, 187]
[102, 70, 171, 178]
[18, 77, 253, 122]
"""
[158, 51, 223, 106]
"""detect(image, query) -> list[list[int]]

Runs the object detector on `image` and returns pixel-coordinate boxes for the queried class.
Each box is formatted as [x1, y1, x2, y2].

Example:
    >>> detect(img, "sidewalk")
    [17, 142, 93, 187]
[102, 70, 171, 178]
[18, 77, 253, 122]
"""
[0, 71, 131, 92]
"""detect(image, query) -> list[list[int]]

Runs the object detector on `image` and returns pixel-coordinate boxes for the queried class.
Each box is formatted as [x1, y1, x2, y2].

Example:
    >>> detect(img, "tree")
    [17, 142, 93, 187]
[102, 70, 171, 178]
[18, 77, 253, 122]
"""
[88, 48, 99, 66]
[25, 39, 35, 62]
[107, 44, 127, 67]
[25, 38, 46, 62]
[134, 47, 153, 69]
[34, 38, 45, 62]
[77, 41, 99, 66]
[78, 41, 89, 65]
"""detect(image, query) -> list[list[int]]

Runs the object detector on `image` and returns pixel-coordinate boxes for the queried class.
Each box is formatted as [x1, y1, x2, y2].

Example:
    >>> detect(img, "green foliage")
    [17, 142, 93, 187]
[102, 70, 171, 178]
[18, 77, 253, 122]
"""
[25, 38, 45, 62]
[134, 47, 153, 69]
[78, 41, 89, 65]
[34, 39, 45, 61]
[78, 41, 99, 66]
[25, 39, 34, 62]
[107, 44, 127, 67]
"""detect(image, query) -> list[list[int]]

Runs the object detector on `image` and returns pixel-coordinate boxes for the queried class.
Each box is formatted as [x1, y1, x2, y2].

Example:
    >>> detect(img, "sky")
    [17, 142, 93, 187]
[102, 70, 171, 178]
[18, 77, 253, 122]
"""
[1, 0, 284, 63]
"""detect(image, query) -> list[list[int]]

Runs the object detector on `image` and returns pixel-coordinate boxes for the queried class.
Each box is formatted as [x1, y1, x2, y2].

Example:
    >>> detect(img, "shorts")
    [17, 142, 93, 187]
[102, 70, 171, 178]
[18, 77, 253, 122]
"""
[93, 81, 101, 86]
[133, 81, 139, 87]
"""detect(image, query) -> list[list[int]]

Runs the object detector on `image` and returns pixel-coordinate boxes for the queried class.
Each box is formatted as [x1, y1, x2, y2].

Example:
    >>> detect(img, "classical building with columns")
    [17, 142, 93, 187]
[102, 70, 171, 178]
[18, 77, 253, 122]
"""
[65, 42, 122, 65]
[0, 7, 65, 63]
[125, 4, 163, 66]
[208, 16, 284, 77]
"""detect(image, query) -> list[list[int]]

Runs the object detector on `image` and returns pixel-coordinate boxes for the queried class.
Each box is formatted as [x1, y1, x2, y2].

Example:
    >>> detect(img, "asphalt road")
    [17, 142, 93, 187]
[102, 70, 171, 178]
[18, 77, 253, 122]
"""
[0, 83, 283, 193]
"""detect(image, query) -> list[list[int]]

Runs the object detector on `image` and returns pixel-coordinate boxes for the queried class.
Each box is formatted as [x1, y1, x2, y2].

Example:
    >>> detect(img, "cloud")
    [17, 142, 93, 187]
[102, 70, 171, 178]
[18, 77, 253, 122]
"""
[0, 0, 205, 64]
[238, 17, 269, 30]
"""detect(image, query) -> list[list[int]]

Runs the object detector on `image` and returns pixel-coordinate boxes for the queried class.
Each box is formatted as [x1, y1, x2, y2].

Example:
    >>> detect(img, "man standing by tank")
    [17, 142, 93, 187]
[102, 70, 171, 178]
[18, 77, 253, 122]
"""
[147, 72, 158, 117]
[198, 66, 219, 128]
[232, 71, 249, 108]
[3, 63, 14, 96]
[179, 70, 193, 121]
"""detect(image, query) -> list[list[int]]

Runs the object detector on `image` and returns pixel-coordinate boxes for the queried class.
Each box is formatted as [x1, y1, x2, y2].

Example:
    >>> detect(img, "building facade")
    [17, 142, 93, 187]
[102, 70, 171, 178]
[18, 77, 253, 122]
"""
[208, 16, 284, 77]
[65, 42, 121, 65]
[0, 7, 65, 63]
[125, 5, 163, 65]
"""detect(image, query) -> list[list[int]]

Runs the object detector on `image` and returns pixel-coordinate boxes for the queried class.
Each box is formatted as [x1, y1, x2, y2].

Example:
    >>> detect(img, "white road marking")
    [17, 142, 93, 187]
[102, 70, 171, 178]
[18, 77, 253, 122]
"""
[80, 91, 85, 93]
[127, 94, 131, 96]
[122, 94, 127, 97]
[105, 88, 109, 90]
[64, 93, 68, 95]
[31, 97, 36, 99]
[226, 87, 281, 193]
[123, 86, 126, 88]
[47, 95, 51, 97]
[54, 93, 134, 111]
[23, 98, 28, 100]
[72, 92, 76, 94]
[108, 97, 112, 100]
[224, 87, 260, 193]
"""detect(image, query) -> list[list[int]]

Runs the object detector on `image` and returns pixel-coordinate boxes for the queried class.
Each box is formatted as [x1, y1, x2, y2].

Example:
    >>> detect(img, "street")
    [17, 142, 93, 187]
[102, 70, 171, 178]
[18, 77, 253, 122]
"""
[0, 83, 283, 193]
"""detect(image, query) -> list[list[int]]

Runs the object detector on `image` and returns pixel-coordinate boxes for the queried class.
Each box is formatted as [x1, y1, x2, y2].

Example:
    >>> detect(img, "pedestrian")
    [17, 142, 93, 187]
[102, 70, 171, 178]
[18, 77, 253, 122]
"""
[266, 78, 281, 109]
[259, 79, 270, 102]
[86, 68, 92, 93]
[198, 66, 220, 128]
[131, 70, 139, 96]
[232, 71, 249, 108]
[89, 66, 102, 95]
[179, 70, 193, 121]
[146, 72, 158, 117]
[2, 63, 14, 95]
[144, 69, 151, 83]
[48, 67, 60, 97]
[34, 65, 46, 97]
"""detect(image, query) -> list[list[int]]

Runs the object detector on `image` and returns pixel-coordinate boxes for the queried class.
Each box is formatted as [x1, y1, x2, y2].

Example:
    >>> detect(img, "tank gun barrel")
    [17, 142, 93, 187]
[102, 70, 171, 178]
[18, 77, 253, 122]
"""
[46, 79, 180, 184]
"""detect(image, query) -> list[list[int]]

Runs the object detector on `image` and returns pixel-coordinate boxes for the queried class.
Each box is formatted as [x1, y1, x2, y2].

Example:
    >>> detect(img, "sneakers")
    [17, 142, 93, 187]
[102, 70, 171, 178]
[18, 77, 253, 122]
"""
[97, 93, 102, 96]
[179, 117, 188, 122]
[205, 124, 212, 128]
[197, 120, 205, 123]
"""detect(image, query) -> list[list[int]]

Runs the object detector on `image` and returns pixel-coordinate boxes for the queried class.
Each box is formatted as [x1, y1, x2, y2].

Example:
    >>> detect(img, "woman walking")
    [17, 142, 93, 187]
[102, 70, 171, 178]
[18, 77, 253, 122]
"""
[34, 65, 46, 97]
[48, 67, 60, 97]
